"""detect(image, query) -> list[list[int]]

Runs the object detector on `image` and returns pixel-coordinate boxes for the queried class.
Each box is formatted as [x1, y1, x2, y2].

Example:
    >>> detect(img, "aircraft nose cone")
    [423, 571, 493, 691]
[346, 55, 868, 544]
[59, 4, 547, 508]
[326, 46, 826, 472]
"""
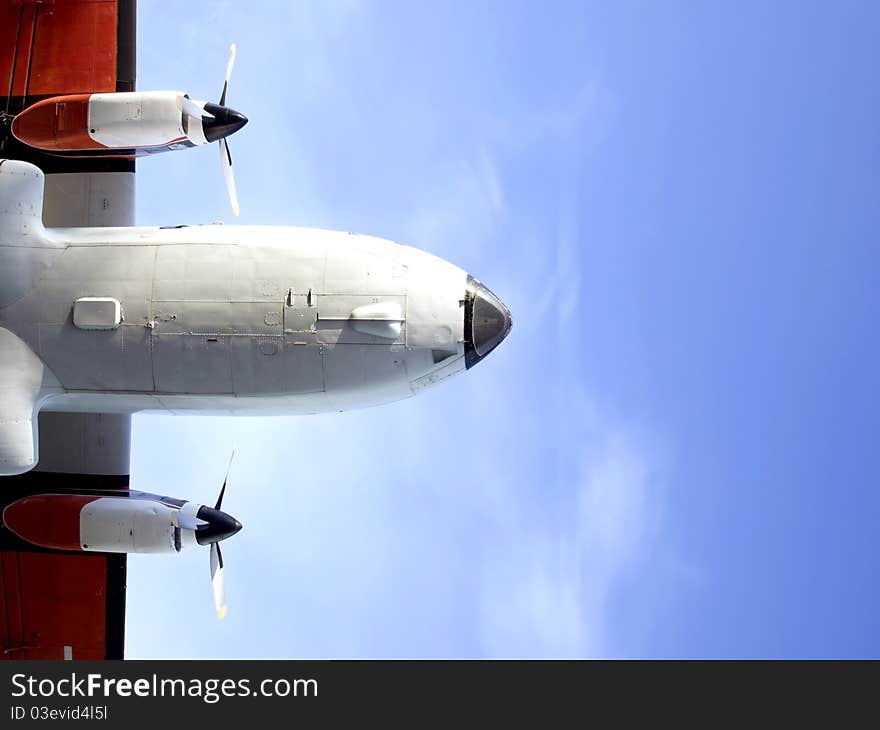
[202, 102, 249, 143]
[194, 505, 243, 545]
[464, 276, 513, 369]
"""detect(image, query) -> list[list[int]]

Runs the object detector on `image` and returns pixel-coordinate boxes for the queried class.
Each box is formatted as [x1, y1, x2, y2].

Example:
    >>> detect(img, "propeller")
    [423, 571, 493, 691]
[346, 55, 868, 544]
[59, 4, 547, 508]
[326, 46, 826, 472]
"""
[209, 451, 236, 620]
[177, 43, 245, 217]
[181, 95, 213, 120]
[216, 450, 234, 511]
[210, 542, 226, 620]
[218, 43, 240, 217]
[220, 42, 236, 107]
[220, 137, 239, 217]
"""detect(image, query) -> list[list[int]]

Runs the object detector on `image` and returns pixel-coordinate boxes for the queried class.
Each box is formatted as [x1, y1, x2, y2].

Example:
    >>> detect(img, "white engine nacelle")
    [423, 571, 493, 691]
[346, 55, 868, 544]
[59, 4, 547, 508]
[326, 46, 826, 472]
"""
[80, 497, 180, 553]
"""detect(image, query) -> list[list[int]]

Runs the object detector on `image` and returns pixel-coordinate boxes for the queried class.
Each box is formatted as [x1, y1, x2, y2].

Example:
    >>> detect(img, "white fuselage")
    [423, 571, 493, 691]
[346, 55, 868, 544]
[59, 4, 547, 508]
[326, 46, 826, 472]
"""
[0, 224, 469, 416]
[0, 159, 510, 476]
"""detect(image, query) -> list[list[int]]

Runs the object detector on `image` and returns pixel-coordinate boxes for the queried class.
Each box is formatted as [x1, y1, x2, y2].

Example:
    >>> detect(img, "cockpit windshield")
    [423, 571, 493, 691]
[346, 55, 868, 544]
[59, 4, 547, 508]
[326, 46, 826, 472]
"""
[465, 276, 512, 368]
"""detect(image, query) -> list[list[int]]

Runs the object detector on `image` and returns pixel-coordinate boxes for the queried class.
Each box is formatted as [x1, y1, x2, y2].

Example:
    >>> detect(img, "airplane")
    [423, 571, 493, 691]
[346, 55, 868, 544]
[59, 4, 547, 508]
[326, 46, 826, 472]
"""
[0, 0, 511, 659]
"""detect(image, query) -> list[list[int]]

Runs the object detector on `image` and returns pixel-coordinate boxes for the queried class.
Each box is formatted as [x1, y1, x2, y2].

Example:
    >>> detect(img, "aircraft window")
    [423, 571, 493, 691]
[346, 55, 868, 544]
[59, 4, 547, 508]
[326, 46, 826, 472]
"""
[471, 284, 512, 356]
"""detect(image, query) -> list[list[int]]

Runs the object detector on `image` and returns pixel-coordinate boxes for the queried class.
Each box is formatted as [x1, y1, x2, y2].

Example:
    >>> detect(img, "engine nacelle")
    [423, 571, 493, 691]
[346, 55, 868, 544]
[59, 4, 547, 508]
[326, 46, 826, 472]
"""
[3, 494, 181, 553]
[80, 497, 180, 553]
[11, 91, 247, 156]
[2, 488, 242, 555]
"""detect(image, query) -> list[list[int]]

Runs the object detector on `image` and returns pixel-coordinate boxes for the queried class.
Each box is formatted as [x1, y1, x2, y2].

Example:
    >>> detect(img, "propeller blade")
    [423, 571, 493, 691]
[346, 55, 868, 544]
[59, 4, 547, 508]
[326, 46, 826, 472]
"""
[215, 450, 235, 510]
[219, 43, 236, 106]
[181, 96, 213, 119]
[177, 512, 208, 531]
[219, 137, 240, 217]
[176, 500, 209, 531]
[210, 542, 227, 620]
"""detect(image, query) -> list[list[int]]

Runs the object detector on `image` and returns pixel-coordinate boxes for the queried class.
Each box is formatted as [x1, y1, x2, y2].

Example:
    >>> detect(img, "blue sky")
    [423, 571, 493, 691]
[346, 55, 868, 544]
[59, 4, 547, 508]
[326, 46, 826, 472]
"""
[125, 1, 880, 657]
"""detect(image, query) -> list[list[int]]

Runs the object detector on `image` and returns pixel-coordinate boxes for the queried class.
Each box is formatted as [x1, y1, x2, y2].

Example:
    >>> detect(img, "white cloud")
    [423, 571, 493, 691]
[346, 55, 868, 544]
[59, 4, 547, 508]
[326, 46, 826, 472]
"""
[518, 188, 582, 334]
[489, 76, 617, 157]
[478, 402, 666, 657]
[403, 148, 505, 262]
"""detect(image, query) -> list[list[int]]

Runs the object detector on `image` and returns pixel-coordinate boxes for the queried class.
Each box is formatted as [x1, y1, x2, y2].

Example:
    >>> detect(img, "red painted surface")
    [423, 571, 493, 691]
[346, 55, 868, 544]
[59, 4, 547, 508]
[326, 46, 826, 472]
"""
[0, 0, 118, 100]
[0, 1, 129, 659]
[0, 3, 18, 98]
[11, 93, 105, 150]
[0, 551, 108, 660]
[3, 494, 99, 551]
[0, 551, 23, 656]
[4, 1, 39, 97]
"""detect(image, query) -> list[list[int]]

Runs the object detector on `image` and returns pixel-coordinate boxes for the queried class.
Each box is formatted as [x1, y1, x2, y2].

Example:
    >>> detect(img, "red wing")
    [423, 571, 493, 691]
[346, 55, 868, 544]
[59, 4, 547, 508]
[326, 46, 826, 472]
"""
[0, 0, 134, 101]
[0, 550, 125, 660]
[0, 0, 136, 175]
[0, 1, 136, 660]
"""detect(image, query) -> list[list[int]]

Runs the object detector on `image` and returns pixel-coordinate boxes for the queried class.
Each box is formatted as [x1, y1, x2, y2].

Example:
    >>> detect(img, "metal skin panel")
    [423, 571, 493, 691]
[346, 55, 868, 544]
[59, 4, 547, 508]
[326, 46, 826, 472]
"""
[8, 243, 155, 391]
[152, 333, 233, 395]
[88, 91, 186, 148]
[0, 327, 62, 475]
[321, 344, 411, 411]
[34, 412, 131, 476]
[411, 351, 468, 393]
[230, 336, 324, 397]
[153, 243, 313, 303]
[405, 251, 467, 353]
[283, 292, 318, 342]
[0, 161, 65, 308]
[39, 322, 154, 391]
[322, 236, 402, 296]
[42, 172, 135, 228]
[80, 497, 178, 554]
[153, 300, 282, 336]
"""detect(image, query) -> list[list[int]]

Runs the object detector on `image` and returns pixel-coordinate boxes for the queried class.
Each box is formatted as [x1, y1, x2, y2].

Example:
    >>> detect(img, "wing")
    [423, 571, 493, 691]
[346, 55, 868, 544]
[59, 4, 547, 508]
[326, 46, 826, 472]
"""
[0, 0, 136, 660]
[0, 540, 127, 660]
